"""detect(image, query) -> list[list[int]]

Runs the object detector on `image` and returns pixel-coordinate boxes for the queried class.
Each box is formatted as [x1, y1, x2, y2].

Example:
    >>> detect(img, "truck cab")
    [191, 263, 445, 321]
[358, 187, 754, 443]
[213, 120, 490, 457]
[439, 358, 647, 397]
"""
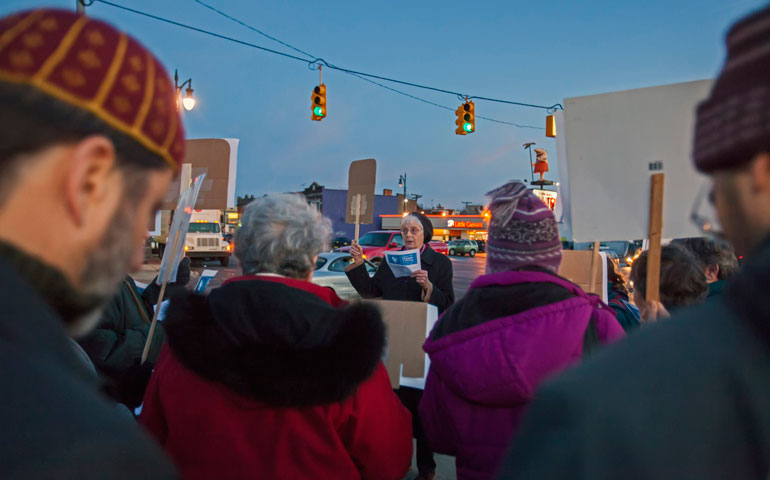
[184, 209, 232, 266]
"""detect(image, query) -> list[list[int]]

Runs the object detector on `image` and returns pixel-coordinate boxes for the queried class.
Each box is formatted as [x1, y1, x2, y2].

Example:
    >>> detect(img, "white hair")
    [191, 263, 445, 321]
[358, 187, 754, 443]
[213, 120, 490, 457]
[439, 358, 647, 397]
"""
[235, 193, 332, 279]
[400, 215, 423, 231]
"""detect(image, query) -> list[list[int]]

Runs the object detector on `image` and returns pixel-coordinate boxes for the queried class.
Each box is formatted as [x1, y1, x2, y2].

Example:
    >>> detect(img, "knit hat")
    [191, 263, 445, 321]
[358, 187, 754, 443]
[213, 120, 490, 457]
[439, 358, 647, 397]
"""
[406, 212, 433, 244]
[0, 9, 185, 171]
[484, 181, 562, 274]
[693, 5, 770, 173]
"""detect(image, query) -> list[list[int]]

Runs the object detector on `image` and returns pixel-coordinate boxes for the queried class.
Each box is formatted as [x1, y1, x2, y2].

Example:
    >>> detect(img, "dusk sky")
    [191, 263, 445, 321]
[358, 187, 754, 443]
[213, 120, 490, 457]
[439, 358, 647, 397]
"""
[3, 0, 766, 209]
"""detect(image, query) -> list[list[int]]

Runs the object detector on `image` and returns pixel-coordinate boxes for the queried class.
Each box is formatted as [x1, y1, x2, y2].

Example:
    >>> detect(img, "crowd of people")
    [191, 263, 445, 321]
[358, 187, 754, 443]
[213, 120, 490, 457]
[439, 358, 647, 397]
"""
[1, 4, 769, 480]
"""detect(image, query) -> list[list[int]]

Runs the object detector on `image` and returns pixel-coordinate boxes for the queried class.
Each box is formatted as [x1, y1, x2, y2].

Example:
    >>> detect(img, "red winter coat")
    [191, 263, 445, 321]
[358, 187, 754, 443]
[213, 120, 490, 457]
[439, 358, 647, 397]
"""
[141, 275, 412, 480]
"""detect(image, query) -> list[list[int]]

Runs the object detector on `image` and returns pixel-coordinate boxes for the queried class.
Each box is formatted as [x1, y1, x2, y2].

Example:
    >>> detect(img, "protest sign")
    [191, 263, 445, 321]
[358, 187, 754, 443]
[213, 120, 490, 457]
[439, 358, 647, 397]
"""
[556, 80, 713, 242]
[346, 159, 377, 242]
[558, 250, 608, 302]
[161, 138, 238, 210]
[142, 173, 206, 363]
[365, 300, 438, 389]
[386, 249, 421, 277]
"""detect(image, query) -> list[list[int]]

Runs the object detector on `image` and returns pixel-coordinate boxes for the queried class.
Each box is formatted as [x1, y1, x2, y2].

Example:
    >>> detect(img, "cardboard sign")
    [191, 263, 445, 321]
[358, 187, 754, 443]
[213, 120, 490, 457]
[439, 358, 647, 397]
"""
[558, 250, 608, 301]
[346, 159, 377, 225]
[365, 300, 438, 389]
[556, 80, 714, 242]
[161, 138, 239, 210]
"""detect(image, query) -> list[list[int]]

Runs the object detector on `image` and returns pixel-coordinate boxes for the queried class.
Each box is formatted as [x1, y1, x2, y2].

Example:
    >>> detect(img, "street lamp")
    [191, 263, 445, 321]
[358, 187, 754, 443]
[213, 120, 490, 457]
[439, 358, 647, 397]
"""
[174, 69, 196, 112]
[398, 173, 408, 211]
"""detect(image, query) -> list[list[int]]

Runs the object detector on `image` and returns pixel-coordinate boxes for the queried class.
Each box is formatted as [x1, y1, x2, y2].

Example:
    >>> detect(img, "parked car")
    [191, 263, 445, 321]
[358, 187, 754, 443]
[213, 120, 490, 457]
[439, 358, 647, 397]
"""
[429, 240, 448, 255]
[312, 252, 377, 300]
[475, 239, 486, 253]
[331, 236, 351, 249]
[336, 230, 403, 265]
[447, 240, 479, 257]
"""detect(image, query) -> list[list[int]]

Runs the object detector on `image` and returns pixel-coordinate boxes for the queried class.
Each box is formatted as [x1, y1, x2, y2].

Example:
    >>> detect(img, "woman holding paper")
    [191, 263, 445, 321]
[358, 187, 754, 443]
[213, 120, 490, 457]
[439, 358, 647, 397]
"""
[346, 212, 454, 314]
[347, 212, 454, 480]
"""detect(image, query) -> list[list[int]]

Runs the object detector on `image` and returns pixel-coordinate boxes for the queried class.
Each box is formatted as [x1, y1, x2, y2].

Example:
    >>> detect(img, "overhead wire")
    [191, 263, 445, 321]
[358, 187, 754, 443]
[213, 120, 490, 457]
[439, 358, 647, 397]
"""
[87, 0, 556, 128]
[189, 0, 543, 129]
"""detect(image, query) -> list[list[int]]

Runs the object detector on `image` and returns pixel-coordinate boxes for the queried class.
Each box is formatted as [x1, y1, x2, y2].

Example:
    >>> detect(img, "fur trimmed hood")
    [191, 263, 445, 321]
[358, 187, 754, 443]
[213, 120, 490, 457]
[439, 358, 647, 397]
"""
[163, 279, 385, 407]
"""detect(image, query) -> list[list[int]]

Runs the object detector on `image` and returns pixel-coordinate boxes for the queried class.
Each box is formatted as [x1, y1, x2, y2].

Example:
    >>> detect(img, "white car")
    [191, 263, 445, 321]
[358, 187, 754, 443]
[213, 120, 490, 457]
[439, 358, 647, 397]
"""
[312, 252, 377, 300]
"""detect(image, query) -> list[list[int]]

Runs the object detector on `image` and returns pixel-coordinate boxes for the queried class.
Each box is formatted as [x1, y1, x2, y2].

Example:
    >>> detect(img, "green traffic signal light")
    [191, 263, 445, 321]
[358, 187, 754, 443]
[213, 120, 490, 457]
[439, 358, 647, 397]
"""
[314, 106, 325, 117]
[463, 123, 473, 132]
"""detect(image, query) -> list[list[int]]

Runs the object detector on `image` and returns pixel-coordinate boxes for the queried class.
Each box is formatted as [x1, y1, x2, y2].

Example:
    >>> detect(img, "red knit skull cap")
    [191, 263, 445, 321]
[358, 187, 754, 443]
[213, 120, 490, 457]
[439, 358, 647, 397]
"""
[0, 9, 184, 171]
[693, 5, 770, 173]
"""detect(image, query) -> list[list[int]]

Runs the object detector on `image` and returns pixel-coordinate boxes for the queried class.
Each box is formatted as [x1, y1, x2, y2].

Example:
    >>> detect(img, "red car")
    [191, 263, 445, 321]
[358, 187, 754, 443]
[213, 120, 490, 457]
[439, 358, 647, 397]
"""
[429, 240, 448, 255]
[336, 230, 403, 265]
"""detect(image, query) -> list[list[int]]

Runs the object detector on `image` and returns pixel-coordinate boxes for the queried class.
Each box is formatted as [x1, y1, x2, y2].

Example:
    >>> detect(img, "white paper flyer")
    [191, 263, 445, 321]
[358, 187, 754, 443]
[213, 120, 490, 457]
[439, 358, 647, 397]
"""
[385, 249, 421, 278]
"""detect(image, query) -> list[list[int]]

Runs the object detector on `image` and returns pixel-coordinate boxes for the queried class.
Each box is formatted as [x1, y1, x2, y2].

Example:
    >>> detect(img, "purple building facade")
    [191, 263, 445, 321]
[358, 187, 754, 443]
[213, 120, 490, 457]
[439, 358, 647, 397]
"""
[300, 182, 400, 239]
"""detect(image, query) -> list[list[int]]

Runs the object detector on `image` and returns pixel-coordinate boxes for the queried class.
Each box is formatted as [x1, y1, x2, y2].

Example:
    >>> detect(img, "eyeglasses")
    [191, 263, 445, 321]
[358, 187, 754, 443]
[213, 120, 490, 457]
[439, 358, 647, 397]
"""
[690, 181, 723, 238]
[401, 227, 423, 236]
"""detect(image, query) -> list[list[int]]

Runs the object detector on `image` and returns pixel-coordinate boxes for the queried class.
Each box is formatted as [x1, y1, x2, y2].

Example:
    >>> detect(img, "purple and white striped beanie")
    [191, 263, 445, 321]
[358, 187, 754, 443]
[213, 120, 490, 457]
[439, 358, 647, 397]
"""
[484, 181, 562, 274]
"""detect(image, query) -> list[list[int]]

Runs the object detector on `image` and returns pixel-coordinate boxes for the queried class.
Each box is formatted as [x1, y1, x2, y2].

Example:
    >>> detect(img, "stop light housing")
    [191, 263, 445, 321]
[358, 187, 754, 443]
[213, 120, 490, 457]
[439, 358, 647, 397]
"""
[455, 101, 476, 135]
[545, 114, 556, 137]
[455, 104, 466, 135]
[311, 84, 326, 121]
[455, 101, 475, 135]
[463, 101, 475, 133]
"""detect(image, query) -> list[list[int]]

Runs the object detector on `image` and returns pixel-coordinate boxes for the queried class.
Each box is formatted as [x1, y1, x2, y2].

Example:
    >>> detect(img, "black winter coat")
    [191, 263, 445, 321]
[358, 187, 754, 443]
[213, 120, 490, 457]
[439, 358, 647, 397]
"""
[346, 245, 454, 314]
[496, 235, 770, 480]
[0, 258, 177, 480]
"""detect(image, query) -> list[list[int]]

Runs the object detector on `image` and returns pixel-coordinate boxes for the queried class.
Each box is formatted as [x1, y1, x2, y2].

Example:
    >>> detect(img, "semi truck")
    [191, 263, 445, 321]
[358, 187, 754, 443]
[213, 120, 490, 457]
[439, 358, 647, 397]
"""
[154, 209, 231, 266]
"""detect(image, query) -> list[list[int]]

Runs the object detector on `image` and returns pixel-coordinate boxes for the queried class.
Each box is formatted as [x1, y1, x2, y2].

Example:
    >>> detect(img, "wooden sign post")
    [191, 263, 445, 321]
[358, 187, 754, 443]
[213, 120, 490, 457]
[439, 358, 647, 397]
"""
[646, 173, 665, 303]
[354, 194, 362, 242]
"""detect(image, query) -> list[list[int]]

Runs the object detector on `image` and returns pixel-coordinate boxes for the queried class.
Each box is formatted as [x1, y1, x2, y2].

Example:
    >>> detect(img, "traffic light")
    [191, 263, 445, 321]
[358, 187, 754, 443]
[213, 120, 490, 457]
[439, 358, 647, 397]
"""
[455, 104, 466, 135]
[455, 100, 475, 135]
[311, 83, 326, 121]
[545, 114, 556, 137]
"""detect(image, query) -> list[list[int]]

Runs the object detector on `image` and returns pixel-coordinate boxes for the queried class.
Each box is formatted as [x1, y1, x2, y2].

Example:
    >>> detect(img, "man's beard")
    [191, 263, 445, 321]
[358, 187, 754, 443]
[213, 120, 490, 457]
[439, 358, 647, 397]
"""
[68, 201, 138, 336]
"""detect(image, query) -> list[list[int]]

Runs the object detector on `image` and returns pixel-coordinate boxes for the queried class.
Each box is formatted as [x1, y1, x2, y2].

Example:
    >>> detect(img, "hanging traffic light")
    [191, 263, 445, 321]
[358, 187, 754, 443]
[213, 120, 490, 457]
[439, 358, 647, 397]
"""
[455, 104, 466, 135]
[545, 114, 556, 137]
[455, 100, 475, 135]
[311, 83, 326, 121]
[463, 101, 475, 133]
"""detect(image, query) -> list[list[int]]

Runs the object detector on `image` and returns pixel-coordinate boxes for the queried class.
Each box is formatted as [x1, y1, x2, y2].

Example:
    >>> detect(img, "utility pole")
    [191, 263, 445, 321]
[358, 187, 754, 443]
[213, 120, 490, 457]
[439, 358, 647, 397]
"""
[76, 0, 85, 14]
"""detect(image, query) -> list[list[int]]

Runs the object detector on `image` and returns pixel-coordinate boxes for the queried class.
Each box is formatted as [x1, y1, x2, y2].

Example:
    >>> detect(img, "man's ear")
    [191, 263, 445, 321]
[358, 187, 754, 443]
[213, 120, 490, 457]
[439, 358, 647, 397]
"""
[749, 152, 770, 194]
[64, 136, 119, 227]
[705, 264, 720, 283]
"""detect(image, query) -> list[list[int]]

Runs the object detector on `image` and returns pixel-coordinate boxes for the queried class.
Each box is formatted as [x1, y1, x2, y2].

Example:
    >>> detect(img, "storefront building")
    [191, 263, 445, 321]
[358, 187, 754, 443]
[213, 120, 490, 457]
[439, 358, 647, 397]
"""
[381, 213, 490, 241]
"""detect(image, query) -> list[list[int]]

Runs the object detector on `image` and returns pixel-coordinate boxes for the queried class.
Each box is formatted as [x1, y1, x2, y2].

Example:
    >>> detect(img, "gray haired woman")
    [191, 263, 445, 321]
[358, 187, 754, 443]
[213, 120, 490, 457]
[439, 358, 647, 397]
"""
[140, 193, 413, 480]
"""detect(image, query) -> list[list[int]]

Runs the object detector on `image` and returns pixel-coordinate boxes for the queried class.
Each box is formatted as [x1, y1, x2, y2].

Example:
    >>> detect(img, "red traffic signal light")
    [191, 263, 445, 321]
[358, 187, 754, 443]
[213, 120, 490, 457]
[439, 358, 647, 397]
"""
[311, 84, 326, 121]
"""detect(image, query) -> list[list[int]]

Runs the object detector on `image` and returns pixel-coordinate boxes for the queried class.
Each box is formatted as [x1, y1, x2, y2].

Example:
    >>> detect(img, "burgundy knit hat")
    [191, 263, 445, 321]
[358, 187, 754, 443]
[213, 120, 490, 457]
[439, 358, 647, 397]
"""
[484, 181, 562, 274]
[693, 5, 770, 173]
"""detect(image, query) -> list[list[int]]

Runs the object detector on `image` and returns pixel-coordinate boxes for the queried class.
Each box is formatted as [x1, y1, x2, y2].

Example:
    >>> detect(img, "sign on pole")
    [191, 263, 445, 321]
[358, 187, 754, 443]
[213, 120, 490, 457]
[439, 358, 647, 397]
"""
[346, 159, 377, 242]
[142, 173, 206, 363]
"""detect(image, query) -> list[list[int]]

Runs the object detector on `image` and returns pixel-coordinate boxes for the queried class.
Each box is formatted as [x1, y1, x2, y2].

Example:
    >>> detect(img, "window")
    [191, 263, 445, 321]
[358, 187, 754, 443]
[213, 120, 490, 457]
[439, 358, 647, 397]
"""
[315, 257, 328, 270]
[188, 223, 221, 233]
[328, 257, 354, 272]
[358, 232, 392, 246]
[392, 234, 403, 246]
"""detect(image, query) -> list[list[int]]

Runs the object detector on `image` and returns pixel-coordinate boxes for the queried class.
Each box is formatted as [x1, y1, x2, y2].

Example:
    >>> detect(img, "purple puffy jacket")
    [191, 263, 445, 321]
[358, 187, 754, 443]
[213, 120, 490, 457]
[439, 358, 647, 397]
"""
[419, 270, 625, 480]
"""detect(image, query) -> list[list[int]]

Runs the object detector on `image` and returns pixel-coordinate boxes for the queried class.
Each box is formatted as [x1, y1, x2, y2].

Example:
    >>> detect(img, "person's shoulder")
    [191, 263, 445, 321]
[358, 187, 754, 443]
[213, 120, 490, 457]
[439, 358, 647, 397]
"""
[0, 346, 177, 479]
[538, 299, 756, 410]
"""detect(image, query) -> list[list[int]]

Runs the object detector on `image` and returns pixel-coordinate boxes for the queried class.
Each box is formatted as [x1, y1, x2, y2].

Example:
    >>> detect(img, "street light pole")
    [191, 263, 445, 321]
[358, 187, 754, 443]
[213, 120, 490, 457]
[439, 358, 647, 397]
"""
[398, 173, 407, 213]
[523, 142, 536, 183]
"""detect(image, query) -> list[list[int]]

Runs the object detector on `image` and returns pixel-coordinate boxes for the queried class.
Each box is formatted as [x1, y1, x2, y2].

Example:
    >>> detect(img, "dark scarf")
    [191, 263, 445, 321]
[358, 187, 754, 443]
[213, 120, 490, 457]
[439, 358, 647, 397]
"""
[0, 241, 104, 327]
